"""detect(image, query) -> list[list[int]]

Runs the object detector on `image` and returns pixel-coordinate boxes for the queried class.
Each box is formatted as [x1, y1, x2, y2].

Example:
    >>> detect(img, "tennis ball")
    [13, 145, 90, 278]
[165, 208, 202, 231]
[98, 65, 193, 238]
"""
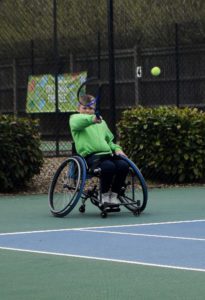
[151, 66, 161, 76]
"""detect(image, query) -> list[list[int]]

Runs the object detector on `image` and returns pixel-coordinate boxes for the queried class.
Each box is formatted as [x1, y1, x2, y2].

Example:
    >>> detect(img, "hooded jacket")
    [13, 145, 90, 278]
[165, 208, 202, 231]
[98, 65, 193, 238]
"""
[69, 113, 122, 157]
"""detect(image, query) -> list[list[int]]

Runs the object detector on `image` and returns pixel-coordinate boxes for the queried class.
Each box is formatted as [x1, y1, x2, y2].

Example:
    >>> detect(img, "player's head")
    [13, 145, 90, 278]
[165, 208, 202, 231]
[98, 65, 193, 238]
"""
[78, 94, 96, 114]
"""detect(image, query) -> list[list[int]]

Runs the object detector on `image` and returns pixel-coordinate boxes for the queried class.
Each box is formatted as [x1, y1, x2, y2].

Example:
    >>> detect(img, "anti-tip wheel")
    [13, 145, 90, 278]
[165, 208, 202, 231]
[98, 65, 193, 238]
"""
[79, 205, 85, 213]
[101, 211, 107, 218]
[133, 209, 141, 216]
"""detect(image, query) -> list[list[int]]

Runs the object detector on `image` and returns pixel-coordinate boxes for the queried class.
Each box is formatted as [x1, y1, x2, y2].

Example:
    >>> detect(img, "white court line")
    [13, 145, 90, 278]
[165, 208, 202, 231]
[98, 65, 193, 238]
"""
[79, 229, 205, 241]
[0, 228, 77, 236]
[0, 246, 205, 273]
[0, 219, 205, 236]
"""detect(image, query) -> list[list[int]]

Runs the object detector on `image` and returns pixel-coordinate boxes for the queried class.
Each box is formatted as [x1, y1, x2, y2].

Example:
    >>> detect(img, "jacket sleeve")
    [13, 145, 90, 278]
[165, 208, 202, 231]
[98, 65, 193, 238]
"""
[69, 113, 94, 131]
[105, 124, 122, 152]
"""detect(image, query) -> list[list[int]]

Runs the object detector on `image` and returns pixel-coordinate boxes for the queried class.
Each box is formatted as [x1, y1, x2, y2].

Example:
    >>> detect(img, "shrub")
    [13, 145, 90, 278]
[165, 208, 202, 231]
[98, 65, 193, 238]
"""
[118, 106, 205, 183]
[0, 115, 43, 192]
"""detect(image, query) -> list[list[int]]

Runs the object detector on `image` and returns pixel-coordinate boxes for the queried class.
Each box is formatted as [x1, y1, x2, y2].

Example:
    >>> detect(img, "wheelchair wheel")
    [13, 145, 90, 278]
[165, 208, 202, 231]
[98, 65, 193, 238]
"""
[48, 156, 86, 217]
[118, 156, 148, 213]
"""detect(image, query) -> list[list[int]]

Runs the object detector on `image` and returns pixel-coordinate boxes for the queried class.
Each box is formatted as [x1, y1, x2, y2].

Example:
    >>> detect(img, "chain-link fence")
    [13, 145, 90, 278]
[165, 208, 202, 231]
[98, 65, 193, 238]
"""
[0, 0, 205, 185]
[0, 0, 108, 155]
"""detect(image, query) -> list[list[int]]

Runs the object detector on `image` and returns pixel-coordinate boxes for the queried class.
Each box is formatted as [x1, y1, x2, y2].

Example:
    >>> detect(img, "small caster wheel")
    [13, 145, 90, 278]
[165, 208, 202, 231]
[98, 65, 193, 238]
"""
[133, 209, 140, 216]
[101, 211, 107, 218]
[79, 205, 85, 213]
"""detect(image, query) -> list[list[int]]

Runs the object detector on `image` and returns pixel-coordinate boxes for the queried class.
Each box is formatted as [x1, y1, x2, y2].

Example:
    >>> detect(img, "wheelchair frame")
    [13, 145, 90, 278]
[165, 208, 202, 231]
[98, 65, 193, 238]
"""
[48, 154, 148, 218]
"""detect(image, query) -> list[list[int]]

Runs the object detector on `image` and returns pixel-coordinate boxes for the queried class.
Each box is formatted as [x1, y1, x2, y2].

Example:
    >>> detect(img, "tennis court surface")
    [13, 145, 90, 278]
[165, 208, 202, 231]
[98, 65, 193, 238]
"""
[0, 186, 205, 300]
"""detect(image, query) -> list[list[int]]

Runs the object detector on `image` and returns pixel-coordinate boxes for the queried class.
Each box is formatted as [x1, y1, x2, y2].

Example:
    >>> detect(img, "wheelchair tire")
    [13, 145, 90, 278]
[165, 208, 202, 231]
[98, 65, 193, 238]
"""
[48, 156, 86, 217]
[118, 156, 148, 213]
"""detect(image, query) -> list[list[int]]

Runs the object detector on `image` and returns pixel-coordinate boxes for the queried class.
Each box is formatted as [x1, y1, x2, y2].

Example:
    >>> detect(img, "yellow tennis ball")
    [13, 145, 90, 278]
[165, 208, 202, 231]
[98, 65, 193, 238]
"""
[151, 66, 161, 76]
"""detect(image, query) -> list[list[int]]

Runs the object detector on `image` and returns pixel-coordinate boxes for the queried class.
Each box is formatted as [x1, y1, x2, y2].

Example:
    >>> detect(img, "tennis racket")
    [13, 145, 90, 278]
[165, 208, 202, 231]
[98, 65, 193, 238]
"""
[77, 77, 102, 119]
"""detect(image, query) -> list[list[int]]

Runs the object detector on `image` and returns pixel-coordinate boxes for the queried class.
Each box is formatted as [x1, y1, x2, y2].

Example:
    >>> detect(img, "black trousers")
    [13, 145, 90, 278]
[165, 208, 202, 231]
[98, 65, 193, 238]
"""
[85, 154, 129, 194]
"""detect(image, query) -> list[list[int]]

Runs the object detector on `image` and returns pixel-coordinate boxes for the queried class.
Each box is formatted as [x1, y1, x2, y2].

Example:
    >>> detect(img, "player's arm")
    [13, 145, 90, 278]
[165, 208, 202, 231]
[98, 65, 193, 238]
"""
[105, 125, 127, 156]
[69, 113, 96, 131]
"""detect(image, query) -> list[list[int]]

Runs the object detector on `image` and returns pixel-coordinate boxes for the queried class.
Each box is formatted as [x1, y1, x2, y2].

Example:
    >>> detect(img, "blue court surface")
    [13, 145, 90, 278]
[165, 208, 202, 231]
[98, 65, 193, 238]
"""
[0, 219, 205, 272]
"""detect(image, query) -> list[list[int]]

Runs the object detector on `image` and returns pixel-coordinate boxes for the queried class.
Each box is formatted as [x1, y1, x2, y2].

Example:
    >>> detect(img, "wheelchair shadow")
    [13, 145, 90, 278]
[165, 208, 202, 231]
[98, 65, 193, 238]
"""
[62, 204, 152, 220]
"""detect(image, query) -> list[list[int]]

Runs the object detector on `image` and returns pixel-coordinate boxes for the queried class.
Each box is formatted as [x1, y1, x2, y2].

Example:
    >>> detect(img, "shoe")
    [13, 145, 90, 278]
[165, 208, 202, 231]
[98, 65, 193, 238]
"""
[110, 192, 120, 205]
[101, 192, 111, 204]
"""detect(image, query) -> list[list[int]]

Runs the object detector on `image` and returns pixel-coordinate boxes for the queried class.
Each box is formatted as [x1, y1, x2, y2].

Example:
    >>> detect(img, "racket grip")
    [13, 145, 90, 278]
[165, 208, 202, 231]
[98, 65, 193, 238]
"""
[95, 111, 101, 119]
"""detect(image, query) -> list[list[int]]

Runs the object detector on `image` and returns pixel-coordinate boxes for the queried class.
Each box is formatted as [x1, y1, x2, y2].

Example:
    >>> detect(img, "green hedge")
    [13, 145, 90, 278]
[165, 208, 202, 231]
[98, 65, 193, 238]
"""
[0, 115, 43, 192]
[118, 106, 205, 183]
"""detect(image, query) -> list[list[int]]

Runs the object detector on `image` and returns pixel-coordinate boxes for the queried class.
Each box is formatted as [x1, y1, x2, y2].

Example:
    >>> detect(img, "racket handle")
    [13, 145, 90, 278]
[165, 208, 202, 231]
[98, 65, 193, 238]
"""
[95, 111, 101, 119]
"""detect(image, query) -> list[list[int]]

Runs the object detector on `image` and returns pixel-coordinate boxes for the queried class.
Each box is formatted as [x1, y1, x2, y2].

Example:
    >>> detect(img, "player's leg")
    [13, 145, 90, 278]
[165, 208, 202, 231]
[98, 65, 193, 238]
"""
[117, 156, 148, 214]
[85, 155, 116, 203]
[111, 156, 130, 195]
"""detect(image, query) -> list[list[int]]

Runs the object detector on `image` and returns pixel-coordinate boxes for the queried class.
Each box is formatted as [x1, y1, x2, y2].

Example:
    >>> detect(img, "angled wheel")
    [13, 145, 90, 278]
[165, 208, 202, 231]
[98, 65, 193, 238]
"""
[48, 156, 86, 217]
[118, 156, 148, 213]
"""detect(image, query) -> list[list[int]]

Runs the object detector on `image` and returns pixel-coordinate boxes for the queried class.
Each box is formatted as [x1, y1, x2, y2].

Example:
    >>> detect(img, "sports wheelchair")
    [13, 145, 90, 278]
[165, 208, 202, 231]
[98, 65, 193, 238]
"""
[48, 149, 148, 218]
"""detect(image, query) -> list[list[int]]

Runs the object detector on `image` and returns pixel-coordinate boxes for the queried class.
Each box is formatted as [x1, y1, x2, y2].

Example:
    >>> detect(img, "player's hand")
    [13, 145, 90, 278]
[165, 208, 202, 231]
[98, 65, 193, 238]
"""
[115, 150, 127, 157]
[93, 116, 102, 123]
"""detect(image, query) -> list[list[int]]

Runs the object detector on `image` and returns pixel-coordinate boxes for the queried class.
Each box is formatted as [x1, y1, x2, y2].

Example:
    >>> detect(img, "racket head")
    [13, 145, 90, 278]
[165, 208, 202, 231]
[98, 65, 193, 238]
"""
[77, 77, 102, 118]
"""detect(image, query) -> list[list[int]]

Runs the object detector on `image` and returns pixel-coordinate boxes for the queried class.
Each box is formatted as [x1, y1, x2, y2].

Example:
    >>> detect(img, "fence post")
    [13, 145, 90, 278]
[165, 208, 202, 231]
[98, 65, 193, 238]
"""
[30, 40, 34, 75]
[175, 23, 180, 107]
[69, 52, 74, 73]
[134, 46, 142, 106]
[12, 58, 17, 116]
[53, 0, 59, 155]
[97, 31, 101, 79]
[107, 0, 116, 138]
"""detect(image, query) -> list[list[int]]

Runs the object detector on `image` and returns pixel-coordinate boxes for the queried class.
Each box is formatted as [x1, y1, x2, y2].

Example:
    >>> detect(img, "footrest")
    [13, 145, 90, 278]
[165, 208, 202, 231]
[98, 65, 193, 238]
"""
[103, 202, 120, 208]
[100, 206, 121, 218]
[105, 207, 121, 213]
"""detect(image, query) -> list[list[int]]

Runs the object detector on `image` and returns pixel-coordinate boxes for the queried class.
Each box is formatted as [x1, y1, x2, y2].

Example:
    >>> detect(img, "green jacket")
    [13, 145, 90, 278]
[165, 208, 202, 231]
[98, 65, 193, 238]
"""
[69, 113, 122, 157]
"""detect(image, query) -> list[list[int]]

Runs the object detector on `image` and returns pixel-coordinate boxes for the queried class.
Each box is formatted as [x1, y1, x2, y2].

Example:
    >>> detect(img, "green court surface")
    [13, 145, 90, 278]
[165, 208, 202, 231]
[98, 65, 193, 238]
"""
[0, 186, 205, 300]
